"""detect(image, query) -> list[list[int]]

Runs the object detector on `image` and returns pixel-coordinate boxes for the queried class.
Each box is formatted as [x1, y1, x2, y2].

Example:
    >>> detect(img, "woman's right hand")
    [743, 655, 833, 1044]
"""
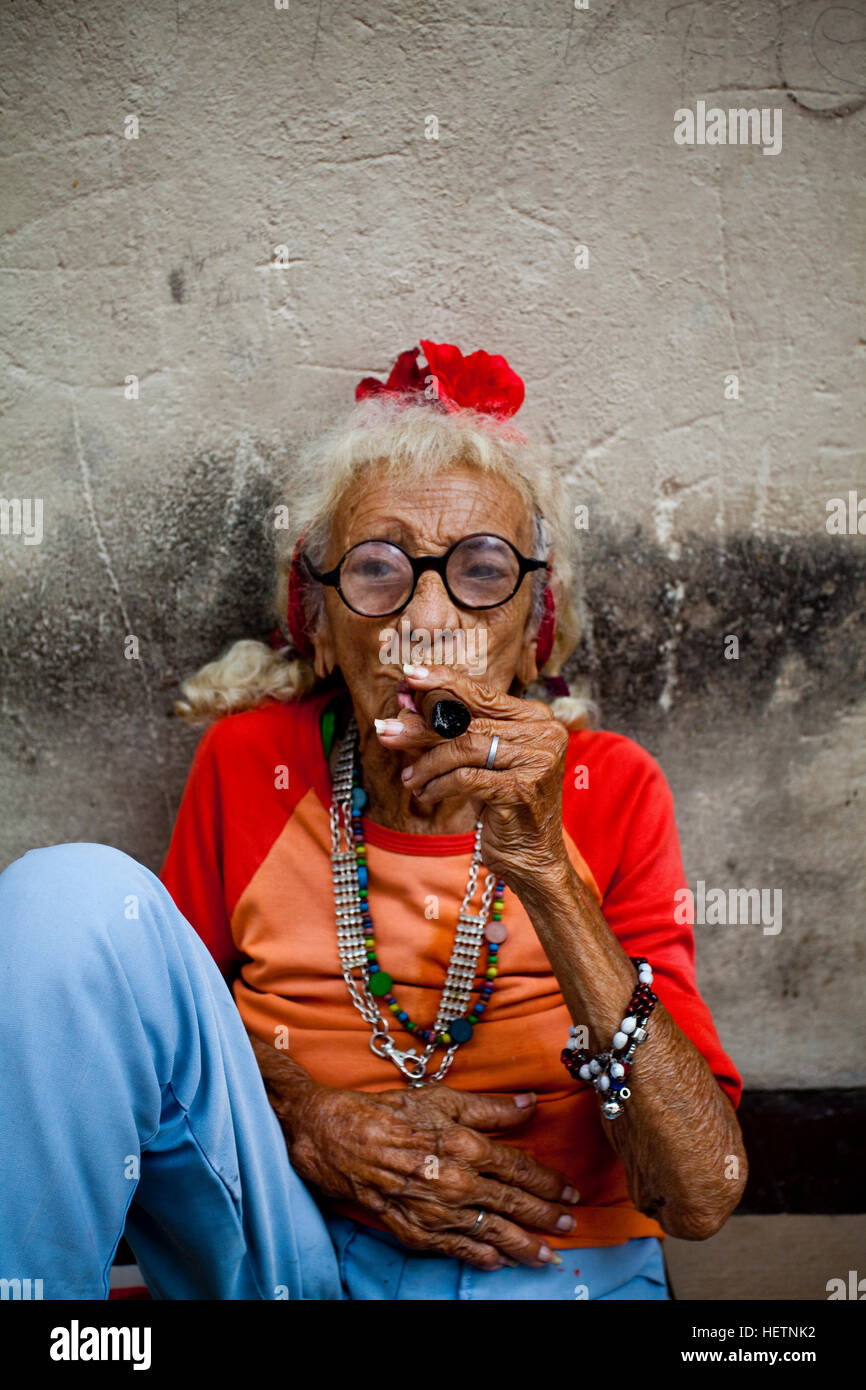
[285, 1081, 581, 1270]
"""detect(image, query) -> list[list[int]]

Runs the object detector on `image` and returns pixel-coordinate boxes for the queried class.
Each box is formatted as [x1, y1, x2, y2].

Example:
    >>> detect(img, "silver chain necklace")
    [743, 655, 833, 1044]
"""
[330, 717, 497, 1086]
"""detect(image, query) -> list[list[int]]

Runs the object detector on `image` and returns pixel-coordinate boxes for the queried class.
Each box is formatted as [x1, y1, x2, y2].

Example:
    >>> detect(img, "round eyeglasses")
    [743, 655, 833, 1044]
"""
[303, 533, 550, 618]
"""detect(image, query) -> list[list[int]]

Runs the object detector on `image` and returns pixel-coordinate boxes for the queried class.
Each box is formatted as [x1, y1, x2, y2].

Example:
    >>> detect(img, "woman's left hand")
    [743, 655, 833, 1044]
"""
[375, 663, 572, 892]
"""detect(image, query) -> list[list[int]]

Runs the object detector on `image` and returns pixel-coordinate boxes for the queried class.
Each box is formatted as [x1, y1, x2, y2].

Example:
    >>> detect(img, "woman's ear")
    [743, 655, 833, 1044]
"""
[312, 614, 337, 680]
[515, 634, 539, 687]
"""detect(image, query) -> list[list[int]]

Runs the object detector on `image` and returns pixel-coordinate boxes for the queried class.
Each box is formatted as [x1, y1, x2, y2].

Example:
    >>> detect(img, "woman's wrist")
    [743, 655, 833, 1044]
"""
[246, 1028, 325, 1140]
[512, 857, 644, 1047]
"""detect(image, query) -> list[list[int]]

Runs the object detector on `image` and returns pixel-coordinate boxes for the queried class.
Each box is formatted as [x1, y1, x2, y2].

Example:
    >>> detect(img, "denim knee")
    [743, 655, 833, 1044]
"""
[0, 842, 168, 960]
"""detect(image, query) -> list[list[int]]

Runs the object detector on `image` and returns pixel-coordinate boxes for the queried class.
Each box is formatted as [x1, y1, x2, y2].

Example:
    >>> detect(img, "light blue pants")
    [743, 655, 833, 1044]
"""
[0, 844, 669, 1301]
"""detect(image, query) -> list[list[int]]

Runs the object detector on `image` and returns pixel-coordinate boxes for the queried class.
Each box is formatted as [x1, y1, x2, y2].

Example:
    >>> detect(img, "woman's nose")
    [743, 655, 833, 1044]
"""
[402, 569, 462, 633]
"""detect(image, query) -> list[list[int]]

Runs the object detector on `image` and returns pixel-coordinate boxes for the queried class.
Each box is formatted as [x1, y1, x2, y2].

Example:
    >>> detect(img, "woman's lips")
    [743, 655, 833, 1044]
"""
[396, 678, 418, 713]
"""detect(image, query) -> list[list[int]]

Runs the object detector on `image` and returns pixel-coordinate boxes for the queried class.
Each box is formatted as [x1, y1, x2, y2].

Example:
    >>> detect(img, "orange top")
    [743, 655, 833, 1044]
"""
[161, 690, 742, 1248]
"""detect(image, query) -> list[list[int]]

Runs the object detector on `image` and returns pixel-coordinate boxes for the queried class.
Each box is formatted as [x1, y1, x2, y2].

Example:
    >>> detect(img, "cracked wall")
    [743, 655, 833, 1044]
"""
[1, 0, 864, 1093]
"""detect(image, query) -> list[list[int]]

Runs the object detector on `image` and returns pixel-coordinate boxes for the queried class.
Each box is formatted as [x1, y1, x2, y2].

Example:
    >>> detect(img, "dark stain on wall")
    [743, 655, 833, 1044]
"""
[567, 527, 866, 731]
[0, 453, 278, 729]
[1, 456, 864, 741]
[168, 268, 185, 303]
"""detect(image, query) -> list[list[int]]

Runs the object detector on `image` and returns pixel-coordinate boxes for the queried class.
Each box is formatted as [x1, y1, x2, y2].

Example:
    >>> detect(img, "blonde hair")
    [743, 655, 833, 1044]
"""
[176, 393, 597, 730]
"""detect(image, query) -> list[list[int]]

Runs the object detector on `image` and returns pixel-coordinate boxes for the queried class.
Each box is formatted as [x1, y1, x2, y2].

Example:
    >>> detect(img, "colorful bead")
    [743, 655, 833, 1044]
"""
[350, 763, 504, 1052]
[561, 957, 656, 1121]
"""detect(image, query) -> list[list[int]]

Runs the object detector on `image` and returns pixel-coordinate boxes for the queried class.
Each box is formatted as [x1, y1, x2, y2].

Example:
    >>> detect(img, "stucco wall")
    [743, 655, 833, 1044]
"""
[1, 0, 864, 1104]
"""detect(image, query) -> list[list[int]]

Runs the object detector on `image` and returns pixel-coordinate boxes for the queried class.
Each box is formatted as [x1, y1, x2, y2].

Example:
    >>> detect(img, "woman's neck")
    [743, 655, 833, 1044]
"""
[326, 698, 478, 836]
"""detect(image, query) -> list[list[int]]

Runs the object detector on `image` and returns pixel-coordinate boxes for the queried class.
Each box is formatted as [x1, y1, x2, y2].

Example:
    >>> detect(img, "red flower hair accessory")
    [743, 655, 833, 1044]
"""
[356, 339, 525, 422]
[283, 341, 557, 665]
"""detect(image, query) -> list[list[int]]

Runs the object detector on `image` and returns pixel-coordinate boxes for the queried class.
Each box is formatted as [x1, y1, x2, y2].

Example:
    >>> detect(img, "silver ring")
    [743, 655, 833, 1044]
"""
[469, 1209, 486, 1236]
[485, 735, 500, 770]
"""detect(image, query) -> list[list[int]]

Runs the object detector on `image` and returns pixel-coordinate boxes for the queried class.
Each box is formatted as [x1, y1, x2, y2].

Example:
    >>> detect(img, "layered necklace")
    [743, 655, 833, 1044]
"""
[330, 717, 507, 1085]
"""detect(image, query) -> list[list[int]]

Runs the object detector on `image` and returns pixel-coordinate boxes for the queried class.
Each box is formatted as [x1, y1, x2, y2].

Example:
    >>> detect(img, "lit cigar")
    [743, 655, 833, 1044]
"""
[416, 687, 472, 739]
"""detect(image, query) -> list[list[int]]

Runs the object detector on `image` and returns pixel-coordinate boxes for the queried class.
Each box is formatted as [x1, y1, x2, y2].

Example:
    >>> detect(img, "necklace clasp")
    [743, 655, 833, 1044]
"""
[369, 1030, 428, 1080]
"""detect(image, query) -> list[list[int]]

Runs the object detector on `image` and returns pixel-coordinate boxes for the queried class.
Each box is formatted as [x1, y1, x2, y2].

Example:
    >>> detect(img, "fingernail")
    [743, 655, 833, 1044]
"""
[400, 766, 413, 782]
[556, 1213, 577, 1232]
[514, 1092, 536, 1108]
[537, 1244, 555, 1263]
[561, 1185, 580, 1203]
[374, 718, 404, 735]
[402, 662, 429, 678]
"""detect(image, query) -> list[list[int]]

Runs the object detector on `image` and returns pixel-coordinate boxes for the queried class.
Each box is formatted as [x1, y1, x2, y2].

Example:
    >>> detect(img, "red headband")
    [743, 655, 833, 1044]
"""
[284, 340, 556, 669]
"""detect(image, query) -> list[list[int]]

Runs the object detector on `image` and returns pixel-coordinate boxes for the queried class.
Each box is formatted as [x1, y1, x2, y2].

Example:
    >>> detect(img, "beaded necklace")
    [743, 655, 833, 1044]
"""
[330, 717, 507, 1086]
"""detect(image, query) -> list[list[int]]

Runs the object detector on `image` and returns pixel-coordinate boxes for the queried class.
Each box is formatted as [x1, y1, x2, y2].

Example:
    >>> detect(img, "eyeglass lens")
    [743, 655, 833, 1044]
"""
[339, 536, 521, 615]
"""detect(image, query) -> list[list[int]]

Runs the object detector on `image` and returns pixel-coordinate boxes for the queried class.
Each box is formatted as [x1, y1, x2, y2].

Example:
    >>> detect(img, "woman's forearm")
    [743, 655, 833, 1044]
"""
[513, 861, 748, 1240]
[246, 1029, 323, 1141]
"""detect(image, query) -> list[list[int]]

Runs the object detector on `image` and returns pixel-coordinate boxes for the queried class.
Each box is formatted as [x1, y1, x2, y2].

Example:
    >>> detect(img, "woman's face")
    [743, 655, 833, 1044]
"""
[313, 463, 543, 731]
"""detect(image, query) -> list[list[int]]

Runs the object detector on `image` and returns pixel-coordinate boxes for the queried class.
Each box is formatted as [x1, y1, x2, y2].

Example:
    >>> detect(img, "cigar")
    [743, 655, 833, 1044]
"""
[416, 688, 472, 739]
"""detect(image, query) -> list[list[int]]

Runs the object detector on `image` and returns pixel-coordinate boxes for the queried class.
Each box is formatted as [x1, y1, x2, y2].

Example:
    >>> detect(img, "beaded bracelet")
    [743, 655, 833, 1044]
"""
[560, 957, 657, 1119]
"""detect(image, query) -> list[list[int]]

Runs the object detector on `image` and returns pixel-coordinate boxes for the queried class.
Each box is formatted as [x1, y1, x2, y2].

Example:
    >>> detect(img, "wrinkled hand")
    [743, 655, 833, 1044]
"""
[288, 1082, 580, 1270]
[376, 663, 572, 891]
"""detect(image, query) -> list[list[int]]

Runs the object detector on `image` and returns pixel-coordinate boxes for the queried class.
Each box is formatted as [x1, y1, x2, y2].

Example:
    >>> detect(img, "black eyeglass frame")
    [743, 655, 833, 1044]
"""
[302, 532, 550, 618]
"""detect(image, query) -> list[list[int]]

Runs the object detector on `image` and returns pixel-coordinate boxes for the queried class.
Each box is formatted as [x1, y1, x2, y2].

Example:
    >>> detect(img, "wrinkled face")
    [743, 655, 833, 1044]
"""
[312, 464, 543, 731]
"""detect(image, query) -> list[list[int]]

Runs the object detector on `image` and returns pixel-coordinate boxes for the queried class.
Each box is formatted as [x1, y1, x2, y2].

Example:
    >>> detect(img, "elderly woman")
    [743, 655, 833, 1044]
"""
[0, 341, 746, 1301]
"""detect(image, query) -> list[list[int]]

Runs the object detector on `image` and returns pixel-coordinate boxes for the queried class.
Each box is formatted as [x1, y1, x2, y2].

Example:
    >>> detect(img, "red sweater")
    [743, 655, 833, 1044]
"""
[161, 690, 742, 1247]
